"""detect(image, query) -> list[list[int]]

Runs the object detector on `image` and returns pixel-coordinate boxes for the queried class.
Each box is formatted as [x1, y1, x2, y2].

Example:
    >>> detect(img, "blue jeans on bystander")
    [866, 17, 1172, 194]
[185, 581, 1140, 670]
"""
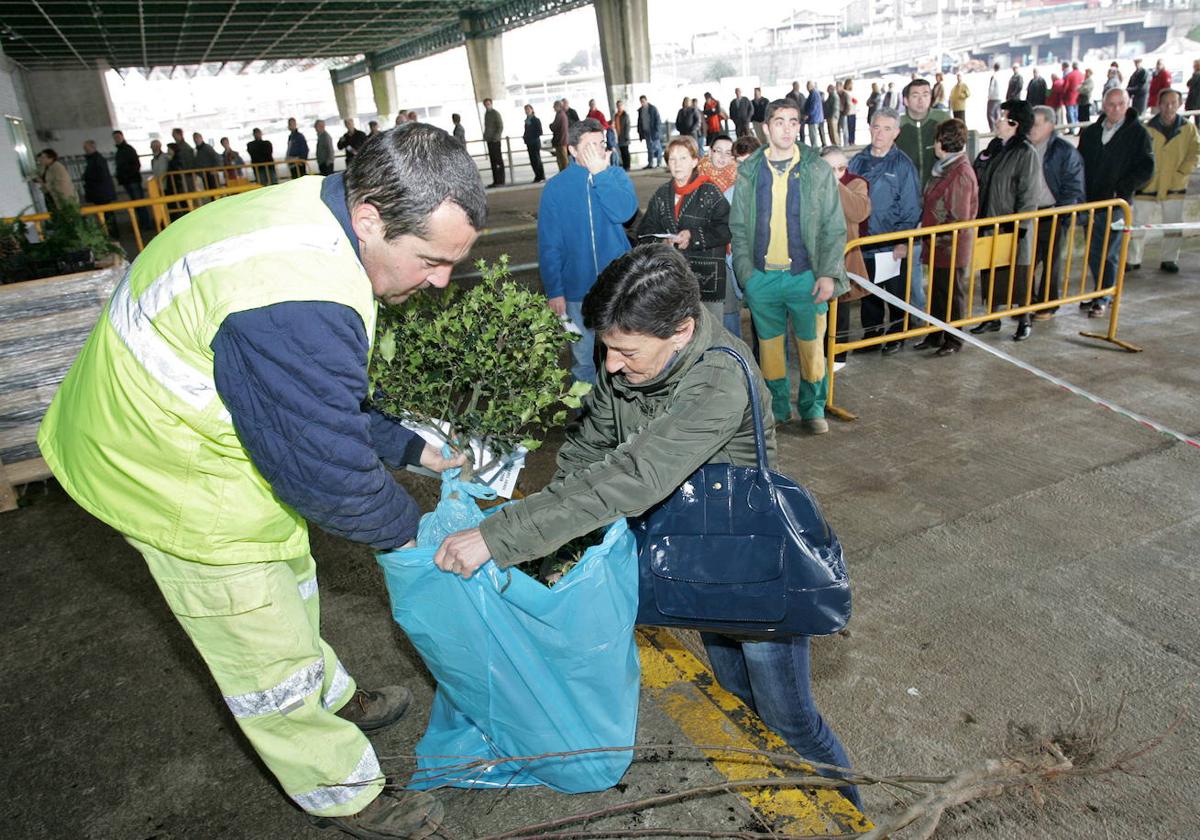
[702, 632, 862, 809]
[565, 300, 597, 385]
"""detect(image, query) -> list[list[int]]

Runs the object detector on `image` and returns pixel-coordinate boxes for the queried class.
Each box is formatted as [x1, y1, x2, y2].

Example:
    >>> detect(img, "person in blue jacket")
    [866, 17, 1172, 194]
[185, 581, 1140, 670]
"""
[536, 117, 639, 383]
[286, 116, 310, 179]
[848, 107, 922, 353]
[804, 81, 825, 147]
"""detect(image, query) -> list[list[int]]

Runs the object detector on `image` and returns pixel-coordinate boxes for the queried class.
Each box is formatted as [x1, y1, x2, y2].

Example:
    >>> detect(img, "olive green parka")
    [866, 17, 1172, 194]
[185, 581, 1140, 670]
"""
[480, 308, 776, 567]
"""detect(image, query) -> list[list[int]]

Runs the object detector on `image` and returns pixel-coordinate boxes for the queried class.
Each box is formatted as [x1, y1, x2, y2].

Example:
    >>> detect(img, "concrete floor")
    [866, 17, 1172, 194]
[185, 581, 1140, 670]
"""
[3, 171, 1198, 839]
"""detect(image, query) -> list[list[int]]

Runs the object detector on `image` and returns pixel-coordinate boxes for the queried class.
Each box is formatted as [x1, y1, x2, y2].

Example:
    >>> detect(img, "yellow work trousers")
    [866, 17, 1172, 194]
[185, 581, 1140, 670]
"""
[130, 538, 381, 817]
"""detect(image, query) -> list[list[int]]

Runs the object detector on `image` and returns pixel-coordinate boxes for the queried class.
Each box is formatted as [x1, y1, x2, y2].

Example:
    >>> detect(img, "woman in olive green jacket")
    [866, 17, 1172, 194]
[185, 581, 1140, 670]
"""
[434, 244, 861, 808]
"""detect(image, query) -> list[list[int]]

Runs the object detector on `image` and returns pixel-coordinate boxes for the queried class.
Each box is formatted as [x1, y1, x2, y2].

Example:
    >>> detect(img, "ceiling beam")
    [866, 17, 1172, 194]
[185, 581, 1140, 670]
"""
[29, 0, 89, 68]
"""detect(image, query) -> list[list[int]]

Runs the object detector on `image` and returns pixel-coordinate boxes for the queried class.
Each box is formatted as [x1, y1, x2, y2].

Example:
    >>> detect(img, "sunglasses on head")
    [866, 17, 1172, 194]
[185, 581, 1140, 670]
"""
[1005, 118, 1019, 127]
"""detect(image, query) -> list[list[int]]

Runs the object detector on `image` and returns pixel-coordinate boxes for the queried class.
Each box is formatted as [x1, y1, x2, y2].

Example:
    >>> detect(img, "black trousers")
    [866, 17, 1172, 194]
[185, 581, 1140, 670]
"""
[319, 162, 334, 176]
[1032, 214, 1068, 312]
[526, 143, 545, 181]
[1079, 102, 1092, 124]
[289, 161, 308, 180]
[487, 141, 505, 185]
[618, 145, 631, 170]
[860, 252, 909, 339]
[930, 266, 967, 348]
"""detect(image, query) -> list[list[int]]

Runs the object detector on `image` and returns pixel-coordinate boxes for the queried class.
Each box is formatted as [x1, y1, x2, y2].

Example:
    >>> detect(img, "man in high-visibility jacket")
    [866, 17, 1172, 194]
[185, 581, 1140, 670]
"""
[37, 124, 487, 839]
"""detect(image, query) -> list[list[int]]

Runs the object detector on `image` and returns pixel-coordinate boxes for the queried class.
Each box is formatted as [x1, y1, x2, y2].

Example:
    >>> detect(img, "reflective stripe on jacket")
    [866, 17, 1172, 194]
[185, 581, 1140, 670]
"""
[38, 176, 376, 563]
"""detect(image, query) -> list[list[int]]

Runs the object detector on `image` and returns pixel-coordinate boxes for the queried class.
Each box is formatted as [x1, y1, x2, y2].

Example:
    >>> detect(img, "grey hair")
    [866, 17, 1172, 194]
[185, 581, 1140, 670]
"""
[343, 122, 487, 240]
[871, 107, 900, 126]
[1032, 105, 1057, 125]
[568, 117, 605, 148]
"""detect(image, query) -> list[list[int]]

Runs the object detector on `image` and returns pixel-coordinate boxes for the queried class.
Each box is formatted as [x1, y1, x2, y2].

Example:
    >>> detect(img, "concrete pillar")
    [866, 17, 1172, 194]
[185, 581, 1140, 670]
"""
[21, 61, 115, 155]
[1115, 28, 1126, 55]
[1028, 43, 1039, 65]
[369, 69, 397, 119]
[332, 78, 358, 122]
[1071, 34, 1081, 61]
[462, 14, 506, 106]
[593, 0, 651, 117]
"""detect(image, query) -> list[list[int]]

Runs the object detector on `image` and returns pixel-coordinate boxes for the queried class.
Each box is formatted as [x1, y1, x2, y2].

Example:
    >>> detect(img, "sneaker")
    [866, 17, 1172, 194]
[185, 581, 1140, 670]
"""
[1088, 302, 1107, 318]
[1125, 262, 1140, 271]
[335, 686, 412, 733]
[800, 417, 829, 435]
[314, 790, 443, 839]
[1161, 261, 1180, 273]
[1032, 311, 1056, 322]
[832, 360, 847, 372]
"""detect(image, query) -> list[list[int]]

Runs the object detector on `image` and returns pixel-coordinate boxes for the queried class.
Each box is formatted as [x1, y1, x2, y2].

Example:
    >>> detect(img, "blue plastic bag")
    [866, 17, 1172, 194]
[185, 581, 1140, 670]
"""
[377, 470, 640, 793]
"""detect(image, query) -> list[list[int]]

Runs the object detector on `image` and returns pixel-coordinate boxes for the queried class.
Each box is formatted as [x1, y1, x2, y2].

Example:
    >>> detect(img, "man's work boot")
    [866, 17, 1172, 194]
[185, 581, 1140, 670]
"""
[314, 790, 443, 839]
[335, 686, 412, 733]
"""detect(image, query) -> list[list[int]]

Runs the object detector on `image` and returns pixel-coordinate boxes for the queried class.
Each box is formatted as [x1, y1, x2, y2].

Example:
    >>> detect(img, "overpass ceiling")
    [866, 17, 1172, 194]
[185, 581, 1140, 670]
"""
[0, 0, 568, 73]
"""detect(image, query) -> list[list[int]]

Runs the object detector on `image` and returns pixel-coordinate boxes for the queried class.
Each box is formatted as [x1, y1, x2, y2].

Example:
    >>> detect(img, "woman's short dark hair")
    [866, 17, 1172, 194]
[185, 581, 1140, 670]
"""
[732, 135, 760, 157]
[39, 148, 58, 161]
[343, 122, 487, 241]
[935, 119, 967, 153]
[999, 99, 1034, 137]
[582, 244, 702, 339]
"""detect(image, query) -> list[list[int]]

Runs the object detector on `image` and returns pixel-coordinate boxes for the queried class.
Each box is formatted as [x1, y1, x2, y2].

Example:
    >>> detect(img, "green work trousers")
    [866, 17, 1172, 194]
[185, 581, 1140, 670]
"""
[743, 268, 828, 422]
[130, 537, 381, 817]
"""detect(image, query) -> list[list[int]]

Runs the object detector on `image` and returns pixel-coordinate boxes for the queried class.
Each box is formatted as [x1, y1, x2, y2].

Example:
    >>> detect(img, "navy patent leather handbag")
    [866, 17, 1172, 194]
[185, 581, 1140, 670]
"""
[630, 347, 851, 638]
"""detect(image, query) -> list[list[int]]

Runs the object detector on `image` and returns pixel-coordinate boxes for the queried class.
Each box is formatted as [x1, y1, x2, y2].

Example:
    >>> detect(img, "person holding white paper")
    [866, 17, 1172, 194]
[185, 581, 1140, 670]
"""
[847, 108, 922, 355]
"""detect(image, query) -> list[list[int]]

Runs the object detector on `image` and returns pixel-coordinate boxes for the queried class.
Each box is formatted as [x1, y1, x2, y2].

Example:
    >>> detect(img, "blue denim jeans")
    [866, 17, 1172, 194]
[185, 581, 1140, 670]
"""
[1087, 214, 1124, 305]
[565, 300, 596, 384]
[702, 633, 862, 808]
[909, 242, 928, 312]
[645, 137, 663, 167]
[722, 311, 743, 338]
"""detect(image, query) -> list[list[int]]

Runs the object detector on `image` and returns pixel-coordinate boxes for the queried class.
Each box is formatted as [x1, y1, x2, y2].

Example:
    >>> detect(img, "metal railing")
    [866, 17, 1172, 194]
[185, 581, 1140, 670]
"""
[825, 199, 1140, 421]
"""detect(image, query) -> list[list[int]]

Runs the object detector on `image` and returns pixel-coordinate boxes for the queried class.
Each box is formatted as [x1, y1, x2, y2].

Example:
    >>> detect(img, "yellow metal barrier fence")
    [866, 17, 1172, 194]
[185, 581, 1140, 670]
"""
[5, 181, 263, 256]
[826, 199, 1140, 421]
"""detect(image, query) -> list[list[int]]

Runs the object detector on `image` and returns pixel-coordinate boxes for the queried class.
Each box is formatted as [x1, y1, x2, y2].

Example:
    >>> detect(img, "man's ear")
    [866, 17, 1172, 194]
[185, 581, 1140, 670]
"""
[350, 202, 382, 242]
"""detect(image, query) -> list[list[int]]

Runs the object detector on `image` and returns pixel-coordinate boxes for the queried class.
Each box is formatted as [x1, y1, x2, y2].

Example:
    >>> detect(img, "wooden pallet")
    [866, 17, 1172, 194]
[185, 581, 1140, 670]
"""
[0, 263, 125, 511]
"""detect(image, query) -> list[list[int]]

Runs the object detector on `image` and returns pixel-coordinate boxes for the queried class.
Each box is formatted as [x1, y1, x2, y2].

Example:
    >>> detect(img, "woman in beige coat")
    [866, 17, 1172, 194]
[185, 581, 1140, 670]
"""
[34, 148, 79, 209]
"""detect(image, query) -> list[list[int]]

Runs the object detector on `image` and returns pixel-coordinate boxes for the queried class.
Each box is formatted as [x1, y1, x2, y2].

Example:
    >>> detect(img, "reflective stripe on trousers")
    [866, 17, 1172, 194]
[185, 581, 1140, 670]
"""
[130, 538, 378, 816]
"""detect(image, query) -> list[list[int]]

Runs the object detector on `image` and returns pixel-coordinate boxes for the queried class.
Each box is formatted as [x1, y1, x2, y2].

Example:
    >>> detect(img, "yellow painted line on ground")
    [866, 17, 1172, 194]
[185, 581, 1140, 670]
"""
[637, 627, 872, 836]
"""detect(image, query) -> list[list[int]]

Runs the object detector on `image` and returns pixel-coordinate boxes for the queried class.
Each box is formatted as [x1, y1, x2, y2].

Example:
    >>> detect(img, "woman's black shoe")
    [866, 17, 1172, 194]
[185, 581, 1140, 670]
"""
[935, 344, 960, 356]
[1012, 323, 1032, 341]
[913, 336, 942, 351]
[881, 341, 904, 355]
[969, 320, 1001, 334]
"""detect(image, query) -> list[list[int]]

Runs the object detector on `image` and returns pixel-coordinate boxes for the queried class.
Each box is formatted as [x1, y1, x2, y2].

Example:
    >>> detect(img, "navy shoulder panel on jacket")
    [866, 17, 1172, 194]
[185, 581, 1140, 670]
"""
[211, 300, 424, 550]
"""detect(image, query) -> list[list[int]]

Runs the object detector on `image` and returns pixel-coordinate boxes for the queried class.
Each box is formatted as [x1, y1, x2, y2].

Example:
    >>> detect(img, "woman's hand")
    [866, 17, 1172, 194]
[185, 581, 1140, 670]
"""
[419, 442, 469, 473]
[892, 243, 908, 260]
[433, 528, 493, 579]
[673, 229, 692, 250]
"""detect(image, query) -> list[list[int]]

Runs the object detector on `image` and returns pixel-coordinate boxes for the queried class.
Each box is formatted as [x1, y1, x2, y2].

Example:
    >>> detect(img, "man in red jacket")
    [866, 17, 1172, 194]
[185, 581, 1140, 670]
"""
[1063, 61, 1084, 133]
[1148, 60, 1173, 115]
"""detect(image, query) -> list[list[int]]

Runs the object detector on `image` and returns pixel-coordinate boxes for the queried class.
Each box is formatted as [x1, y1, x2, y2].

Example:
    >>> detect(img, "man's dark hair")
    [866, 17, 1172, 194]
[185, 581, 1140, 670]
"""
[993, 62, 1000, 71]
[710, 133, 733, 147]
[219, 136, 229, 145]
[451, 113, 461, 123]
[732, 135, 760, 157]
[764, 98, 800, 123]
[39, 148, 58, 160]
[344, 122, 487, 240]
[172, 127, 183, 136]
[902, 78, 931, 99]
[935, 118, 967, 153]
[999, 99, 1034, 137]
[582, 244, 702, 338]
[253, 128, 262, 137]
[1158, 87, 1182, 105]
[568, 117, 604, 147]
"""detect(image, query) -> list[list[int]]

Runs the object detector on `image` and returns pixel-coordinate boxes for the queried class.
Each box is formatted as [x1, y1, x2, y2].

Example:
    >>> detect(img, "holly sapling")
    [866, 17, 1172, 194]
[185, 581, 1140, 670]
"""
[369, 253, 590, 481]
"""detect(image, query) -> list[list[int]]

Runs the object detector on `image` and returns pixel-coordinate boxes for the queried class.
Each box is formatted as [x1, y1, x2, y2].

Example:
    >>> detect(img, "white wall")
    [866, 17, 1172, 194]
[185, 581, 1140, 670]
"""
[0, 45, 39, 218]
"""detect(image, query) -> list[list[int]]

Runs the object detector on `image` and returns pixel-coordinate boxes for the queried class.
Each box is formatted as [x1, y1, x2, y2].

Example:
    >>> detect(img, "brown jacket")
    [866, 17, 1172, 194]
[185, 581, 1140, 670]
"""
[921, 152, 978, 269]
[838, 173, 871, 300]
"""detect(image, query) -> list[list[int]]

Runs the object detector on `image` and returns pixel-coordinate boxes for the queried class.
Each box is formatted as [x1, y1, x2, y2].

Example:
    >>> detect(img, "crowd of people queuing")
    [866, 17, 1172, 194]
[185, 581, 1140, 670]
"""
[537, 67, 1195, 429]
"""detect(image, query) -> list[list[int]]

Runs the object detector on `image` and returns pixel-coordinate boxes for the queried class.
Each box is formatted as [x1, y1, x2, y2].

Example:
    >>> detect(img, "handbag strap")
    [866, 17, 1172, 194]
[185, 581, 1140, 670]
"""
[708, 346, 769, 474]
